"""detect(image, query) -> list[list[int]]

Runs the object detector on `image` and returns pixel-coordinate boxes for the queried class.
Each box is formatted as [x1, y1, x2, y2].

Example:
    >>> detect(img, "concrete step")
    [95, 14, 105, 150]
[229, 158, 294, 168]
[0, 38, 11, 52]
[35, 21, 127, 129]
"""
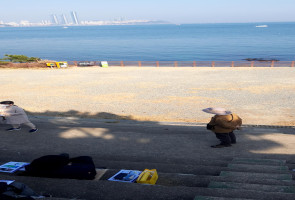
[0, 158, 228, 177]
[208, 181, 295, 193]
[100, 169, 211, 187]
[232, 158, 286, 166]
[212, 176, 295, 186]
[43, 198, 85, 200]
[94, 159, 225, 176]
[194, 196, 254, 200]
[95, 157, 229, 168]
[101, 169, 295, 188]
[220, 171, 293, 181]
[227, 163, 290, 174]
[3, 173, 295, 200]
[0, 155, 232, 170]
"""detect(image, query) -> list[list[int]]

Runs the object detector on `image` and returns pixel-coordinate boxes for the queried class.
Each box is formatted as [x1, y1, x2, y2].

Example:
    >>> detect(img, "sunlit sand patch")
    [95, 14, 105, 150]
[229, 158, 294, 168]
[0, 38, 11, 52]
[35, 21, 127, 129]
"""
[242, 85, 295, 94]
[89, 93, 137, 102]
[274, 120, 295, 126]
[124, 113, 204, 123]
[60, 128, 114, 139]
[32, 88, 79, 96]
[127, 113, 178, 122]
[137, 138, 151, 144]
[137, 82, 167, 89]
[189, 87, 238, 92]
[245, 134, 266, 141]
[189, 84, 295, 94]
[246, 133, 295, 154]
[150, 96, 223, 104]
[249, 150, 295, 155]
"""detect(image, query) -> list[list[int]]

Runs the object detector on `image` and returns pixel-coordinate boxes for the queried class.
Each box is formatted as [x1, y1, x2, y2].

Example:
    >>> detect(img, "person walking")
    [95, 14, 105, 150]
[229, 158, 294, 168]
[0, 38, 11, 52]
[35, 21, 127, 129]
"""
[0, 101, 38, 133]
[202, 107, 242, 148]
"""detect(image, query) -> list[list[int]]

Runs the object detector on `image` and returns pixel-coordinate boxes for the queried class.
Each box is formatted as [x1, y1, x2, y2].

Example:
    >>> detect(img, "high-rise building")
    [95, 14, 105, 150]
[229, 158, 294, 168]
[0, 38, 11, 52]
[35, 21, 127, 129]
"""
[52, 15, 59, 24]
[62, 14, 68, 25]
[71, 11, 79, 25]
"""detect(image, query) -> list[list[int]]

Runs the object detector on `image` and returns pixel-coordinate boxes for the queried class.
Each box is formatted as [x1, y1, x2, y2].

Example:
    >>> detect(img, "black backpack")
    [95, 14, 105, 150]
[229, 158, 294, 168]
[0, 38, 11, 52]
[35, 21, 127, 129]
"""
[25, 154, 97, 180]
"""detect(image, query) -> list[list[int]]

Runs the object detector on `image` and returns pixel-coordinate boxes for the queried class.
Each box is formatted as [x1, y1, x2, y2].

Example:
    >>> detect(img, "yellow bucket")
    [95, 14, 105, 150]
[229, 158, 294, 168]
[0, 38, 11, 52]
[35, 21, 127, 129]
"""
[46, 62, 56, 68]
[136, 169, 158, 185]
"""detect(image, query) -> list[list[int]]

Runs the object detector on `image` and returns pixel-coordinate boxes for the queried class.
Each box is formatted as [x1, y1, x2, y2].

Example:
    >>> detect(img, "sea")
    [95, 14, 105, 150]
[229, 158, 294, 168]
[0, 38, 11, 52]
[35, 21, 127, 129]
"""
[0, 22, 295, 61]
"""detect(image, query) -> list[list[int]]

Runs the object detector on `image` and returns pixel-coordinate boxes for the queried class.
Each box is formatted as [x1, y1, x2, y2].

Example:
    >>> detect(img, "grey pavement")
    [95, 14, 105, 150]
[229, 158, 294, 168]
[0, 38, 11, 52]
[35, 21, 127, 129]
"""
[0, 115, 295, 199]
[1, 115, 295, 163]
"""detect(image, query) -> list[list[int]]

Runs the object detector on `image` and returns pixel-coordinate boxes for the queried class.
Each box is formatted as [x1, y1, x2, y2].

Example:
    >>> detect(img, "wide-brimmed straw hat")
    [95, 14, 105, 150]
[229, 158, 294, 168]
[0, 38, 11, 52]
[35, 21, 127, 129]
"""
[202, 107, 232, 115]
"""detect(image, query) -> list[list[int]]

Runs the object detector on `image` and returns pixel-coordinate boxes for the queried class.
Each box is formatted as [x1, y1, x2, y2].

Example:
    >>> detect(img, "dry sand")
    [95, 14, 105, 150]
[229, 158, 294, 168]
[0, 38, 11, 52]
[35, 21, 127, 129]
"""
[1, 67, 295, 126]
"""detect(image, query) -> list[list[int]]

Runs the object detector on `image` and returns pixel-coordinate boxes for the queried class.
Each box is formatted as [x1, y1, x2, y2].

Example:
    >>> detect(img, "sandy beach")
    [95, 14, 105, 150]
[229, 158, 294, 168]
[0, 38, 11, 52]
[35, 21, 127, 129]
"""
[1, 67, 295, 126]
[1, 67, 295, 200]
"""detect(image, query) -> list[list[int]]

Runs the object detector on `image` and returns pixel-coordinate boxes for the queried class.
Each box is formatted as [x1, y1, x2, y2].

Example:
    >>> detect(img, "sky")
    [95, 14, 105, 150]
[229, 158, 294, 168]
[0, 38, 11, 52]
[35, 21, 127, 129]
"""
[1, 0, 295, 24]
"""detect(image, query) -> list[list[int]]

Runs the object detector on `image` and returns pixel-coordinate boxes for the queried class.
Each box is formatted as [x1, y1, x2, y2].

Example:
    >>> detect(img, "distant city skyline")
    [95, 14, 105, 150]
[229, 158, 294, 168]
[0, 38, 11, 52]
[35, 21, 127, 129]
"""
[1, 0, 295, 24]
[50, 12, 79, 25]
[0, 10, 168, 27]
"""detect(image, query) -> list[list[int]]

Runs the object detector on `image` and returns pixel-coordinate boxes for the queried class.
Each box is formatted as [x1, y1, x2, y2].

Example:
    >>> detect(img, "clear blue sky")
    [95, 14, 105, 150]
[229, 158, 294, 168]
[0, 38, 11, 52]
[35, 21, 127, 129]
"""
[1, 0, 295, 24]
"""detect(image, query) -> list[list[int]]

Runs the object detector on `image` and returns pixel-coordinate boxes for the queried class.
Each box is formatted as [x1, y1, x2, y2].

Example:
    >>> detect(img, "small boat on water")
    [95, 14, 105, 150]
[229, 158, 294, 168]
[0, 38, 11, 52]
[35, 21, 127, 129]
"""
[63, 26, 68, 29]
[256, 25, 268, 28]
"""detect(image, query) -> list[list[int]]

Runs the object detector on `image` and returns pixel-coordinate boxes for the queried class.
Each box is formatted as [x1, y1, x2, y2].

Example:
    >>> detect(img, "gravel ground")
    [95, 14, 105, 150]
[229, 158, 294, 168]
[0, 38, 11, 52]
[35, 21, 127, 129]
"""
[0, 67, 295, 126]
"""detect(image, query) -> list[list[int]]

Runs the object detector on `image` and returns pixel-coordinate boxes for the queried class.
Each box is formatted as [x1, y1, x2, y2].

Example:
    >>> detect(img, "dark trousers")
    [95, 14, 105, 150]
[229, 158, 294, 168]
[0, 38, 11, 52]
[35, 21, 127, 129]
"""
[214, 131, 236, 145]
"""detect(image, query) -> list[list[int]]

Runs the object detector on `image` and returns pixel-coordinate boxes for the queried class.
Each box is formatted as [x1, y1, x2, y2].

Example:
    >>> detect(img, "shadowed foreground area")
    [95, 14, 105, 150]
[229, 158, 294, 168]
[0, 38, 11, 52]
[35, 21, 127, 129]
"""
[0, 111, 295, 199]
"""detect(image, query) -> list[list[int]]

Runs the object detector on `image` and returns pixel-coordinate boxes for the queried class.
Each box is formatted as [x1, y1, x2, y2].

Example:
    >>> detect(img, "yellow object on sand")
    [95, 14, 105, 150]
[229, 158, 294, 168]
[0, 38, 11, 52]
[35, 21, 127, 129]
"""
[136, 169, 158, 185]
[46, 63, 56, 68]
[56, 62, 68, 68]
[46, 62, 68, 68]
[101, 61, 109, 68]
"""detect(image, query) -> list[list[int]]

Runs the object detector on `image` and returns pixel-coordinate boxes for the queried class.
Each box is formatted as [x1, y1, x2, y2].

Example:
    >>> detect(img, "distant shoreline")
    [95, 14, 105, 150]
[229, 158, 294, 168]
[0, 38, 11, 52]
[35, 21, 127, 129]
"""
[0, 20, 171, 28]
[1, 21, 295, 28]
[1, 60, 295, 69]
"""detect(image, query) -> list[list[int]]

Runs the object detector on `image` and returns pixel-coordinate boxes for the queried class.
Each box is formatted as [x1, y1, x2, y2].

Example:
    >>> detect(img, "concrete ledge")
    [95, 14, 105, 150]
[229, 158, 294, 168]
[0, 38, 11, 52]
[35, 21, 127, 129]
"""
[227, 163, 289, 173]
[208, 181, 295, 193]
[220, 171, 292, 181]
[194, 196, 254, 200]
[232, 158, 286, 166]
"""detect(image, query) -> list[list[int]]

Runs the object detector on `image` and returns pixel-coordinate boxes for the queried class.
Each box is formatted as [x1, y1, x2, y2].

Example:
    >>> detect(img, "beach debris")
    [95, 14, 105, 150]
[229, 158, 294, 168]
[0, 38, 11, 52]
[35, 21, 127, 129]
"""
[243, 58, 280, 62]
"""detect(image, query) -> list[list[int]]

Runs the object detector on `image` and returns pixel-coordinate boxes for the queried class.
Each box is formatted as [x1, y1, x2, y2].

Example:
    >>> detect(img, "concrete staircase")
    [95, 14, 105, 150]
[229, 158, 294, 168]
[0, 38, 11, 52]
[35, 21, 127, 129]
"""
[1, 157, 295, 199]
[195, 158, 295, 200]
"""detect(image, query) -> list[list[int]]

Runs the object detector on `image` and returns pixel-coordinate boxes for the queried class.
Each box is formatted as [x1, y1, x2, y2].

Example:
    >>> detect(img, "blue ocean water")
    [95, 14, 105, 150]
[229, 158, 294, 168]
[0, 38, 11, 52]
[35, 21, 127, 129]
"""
[0, 22, 295, 61]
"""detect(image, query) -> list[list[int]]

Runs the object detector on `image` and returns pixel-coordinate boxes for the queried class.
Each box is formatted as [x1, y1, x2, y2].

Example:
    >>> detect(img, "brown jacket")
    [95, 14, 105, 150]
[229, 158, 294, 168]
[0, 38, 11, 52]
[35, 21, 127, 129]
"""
[208, 113, 242, 133]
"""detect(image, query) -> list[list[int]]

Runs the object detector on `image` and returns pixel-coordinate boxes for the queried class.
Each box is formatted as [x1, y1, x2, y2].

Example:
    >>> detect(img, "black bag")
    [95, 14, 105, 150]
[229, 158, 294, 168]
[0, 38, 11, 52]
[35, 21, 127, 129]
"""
[54, 156, 97, 180]
[25, 154, 69, 172]
[25, 154, 96, 180]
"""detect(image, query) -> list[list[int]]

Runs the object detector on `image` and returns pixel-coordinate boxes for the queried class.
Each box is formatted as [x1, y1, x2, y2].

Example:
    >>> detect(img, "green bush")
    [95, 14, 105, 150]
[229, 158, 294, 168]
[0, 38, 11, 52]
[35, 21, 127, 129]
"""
[0, 60, 9, 65]
[1, 54, 41, 63]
